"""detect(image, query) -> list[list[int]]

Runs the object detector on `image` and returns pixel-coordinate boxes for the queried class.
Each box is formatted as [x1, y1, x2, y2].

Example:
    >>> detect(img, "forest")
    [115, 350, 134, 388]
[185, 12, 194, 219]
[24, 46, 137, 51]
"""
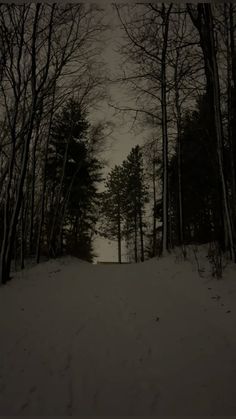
[1, 3, 236, 282]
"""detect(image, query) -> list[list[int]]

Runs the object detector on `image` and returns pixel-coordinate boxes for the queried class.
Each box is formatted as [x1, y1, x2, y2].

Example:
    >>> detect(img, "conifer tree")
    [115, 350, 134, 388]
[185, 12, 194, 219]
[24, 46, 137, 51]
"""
[122, 146, 148, 262]
[169, 95, 222, 246]
[45, 98, 102, 261]
[100, 165, 124, 263]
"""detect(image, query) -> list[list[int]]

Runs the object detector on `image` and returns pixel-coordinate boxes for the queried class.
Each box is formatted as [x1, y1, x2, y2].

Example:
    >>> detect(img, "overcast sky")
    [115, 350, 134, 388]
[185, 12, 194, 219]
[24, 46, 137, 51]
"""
[95, 4, 147, 168]
[94, 4, 148, 262]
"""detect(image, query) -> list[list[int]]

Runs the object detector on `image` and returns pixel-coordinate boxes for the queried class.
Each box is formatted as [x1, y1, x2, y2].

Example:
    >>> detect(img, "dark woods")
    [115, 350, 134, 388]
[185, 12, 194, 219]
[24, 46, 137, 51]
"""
[0, 4, 106, 283]
[102, 3, 236, 264]
[1, 3, 236, 281]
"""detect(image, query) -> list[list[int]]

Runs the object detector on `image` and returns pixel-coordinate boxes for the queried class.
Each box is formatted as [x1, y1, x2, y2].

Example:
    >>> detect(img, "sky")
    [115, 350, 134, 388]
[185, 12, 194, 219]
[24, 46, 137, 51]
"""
[94, 4, 146, 171]
[93, 5, 148, 262]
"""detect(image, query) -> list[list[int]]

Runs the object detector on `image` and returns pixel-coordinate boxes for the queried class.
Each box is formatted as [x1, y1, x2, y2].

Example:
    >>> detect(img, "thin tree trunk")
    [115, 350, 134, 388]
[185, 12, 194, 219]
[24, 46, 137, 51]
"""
[36, 86, 56, 264]
[0, 112, 18, 284]
[117, 195, 122, 263]
[152, 158, 157, 257]
[139, 208, 144, 262]
[228, 3, 236, 238]
[207, 4, 235, 261]
[20, 200, 25, 270]
[138, 188, 144, 261]
[29, 138, 36, 255]
[14, 235, 17, 272]
[29, 108, 43, 255]
[188, 4, 235, 261]
[174, 60, 184, 248]
[161, 4, 172, 256]
[134, 209, 138, 263]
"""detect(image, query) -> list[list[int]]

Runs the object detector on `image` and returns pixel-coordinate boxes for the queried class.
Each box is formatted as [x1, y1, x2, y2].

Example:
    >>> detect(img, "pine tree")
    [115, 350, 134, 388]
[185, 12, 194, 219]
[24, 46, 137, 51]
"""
[45, 98, 102, 261]
[122, 146, 149, 262]
[100, 165, 124, 263]
[169, 95, 222, 246]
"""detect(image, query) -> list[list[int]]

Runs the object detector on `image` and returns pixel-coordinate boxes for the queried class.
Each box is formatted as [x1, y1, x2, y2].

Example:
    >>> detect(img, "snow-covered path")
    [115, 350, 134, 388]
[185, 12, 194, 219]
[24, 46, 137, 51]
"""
[1, 255, 236, 415]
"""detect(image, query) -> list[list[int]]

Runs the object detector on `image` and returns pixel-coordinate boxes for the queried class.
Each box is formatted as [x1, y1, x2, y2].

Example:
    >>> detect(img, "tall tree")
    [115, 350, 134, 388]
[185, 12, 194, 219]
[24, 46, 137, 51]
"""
[45, 98, 103, 261]
[188, 3, 235, 261]
[100, 165, 124, 263]
[169, 95, 222, 246]
[114, 4, 203, 255]
[122, 145, 148, 262]
[143, 139, 161, 257]
[158, 4, 173, 255]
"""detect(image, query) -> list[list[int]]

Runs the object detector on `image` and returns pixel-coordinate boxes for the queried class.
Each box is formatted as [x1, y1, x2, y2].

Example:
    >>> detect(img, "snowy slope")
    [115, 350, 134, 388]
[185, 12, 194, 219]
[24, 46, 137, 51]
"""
[1, 252, 236, 415]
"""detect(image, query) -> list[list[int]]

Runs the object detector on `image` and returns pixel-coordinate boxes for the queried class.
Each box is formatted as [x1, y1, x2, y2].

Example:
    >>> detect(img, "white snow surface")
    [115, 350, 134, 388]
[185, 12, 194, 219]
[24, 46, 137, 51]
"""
[1, 249, 236, 415]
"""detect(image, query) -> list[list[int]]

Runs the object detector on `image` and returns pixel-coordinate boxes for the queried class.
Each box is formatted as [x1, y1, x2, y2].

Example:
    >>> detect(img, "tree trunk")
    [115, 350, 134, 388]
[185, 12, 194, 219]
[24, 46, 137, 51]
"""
[134, 209, 138, 263]
[228, 4, 236, 239]
[139, 210, 144, 262]
[0, 114, 18, 284]
[20, 201, 25, 270]
[206, 4, 235, 261]
[36, 87, 56, 264]
[29, 109, 43, 255]
[188, 4, 235, 261]
[161, 4, 172, 256]
[152, 158, 157, 257]
[174, 57, 184, 248]
[138, 195, 144, 262]
[117, 196, 122, 263]
[29, 138, 36, 255]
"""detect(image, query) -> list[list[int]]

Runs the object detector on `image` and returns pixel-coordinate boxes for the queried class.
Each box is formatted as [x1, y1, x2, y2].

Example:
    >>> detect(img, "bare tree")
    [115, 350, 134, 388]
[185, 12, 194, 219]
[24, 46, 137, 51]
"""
[0, 4, 107, 283]
[158, 4, 173, 255]
[114, 4, 209, 257]
[115, 4, 173, 255]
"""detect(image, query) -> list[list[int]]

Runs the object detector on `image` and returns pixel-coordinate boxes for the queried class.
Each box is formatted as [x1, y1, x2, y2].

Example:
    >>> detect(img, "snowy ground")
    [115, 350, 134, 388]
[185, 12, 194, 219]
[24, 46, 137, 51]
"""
[1, 249, 236, 415]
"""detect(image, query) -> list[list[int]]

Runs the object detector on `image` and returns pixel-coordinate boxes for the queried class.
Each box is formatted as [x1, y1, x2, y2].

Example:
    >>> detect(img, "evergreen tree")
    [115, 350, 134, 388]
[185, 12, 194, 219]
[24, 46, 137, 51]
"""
[46, 98, 102, 261]
[122, 146, 149, 262]
[100, 165, 124, 263]
[169, 95, 223, 247]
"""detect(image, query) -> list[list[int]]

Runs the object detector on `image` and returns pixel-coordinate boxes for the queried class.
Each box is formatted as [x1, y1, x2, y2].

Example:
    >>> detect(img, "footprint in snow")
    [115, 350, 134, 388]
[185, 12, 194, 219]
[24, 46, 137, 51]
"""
[29, 385, 37, 394]
[19, 400, 29, 412]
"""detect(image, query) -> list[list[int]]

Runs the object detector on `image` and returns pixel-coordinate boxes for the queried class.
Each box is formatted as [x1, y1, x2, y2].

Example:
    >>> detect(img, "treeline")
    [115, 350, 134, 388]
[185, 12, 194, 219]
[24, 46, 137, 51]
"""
[0, 4, 107, 284]
[100, 145, 148, 263]
[114, 3, 236, 262]
[2, 3, 236, 279]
